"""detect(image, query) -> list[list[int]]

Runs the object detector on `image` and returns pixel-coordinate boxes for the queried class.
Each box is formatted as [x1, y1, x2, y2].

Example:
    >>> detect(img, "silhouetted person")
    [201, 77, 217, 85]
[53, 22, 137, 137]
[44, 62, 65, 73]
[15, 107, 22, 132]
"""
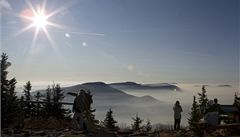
[173, 100, 182, 130]
[213, 98, 221, 124]
[204, 100, 219, 126]
[73, 90, 85, 131]
[213, 98, 221, 112]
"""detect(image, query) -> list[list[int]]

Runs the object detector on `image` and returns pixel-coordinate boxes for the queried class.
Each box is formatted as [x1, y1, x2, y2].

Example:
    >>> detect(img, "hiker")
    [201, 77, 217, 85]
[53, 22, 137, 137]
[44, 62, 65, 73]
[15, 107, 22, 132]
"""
[213, 98, 221, 124]
[173, 100, 183, 130]
[72, 90, 85, 131]
[72, 89, 95, 131]
[213, 98, 221, 112]
[204, 100, 218, 126]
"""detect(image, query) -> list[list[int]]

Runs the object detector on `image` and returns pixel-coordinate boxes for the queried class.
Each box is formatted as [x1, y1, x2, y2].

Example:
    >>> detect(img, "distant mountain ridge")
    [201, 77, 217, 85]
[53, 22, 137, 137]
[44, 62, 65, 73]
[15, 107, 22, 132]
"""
[34, 81, 161, 105]
[109, 81, 181, 91]
[65, 82, 161, 104]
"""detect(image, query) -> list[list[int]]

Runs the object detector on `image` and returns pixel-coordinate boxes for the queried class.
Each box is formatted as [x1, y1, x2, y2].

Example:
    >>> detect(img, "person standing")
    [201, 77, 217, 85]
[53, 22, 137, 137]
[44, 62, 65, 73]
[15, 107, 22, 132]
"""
[173, 100, 183, 130]
[72, 90, 85, 131]
[213, 98, 221, 124]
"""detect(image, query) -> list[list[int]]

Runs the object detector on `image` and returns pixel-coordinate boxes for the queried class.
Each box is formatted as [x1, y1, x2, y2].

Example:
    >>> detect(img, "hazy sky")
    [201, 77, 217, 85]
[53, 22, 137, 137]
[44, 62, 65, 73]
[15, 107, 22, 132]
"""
[1, 0, 239, 85]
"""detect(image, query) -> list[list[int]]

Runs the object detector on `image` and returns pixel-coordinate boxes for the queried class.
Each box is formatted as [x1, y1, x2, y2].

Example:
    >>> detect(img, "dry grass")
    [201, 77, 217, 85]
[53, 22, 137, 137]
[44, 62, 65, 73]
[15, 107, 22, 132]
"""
[23, 117, 72, 129]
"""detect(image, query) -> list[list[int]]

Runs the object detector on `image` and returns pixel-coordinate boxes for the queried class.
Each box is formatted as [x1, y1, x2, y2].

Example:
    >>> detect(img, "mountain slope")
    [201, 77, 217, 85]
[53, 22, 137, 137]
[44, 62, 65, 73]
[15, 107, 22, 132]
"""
[109, 82, 181, 91]
[61, 82, 161, 106]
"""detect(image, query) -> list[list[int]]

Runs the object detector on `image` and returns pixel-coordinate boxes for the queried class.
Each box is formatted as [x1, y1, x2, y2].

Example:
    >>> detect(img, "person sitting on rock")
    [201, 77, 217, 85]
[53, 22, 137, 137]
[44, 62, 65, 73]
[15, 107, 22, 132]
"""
[204, 100, 219, 126]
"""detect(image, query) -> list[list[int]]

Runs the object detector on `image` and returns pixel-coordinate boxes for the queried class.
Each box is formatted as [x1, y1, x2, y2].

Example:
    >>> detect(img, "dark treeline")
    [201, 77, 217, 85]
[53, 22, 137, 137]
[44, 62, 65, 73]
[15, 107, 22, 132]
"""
[1, 53, 70, 128]
[20, 82, 71, 119]
[1, 53, 19, 128]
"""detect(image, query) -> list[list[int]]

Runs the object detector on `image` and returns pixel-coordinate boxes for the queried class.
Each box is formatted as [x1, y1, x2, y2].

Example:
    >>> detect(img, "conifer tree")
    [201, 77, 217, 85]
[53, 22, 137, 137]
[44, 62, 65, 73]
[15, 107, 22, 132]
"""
[34, 91, 43, 117]
[1, 53, 20, 127]
[233, 93, 240, 108]
[52, 83, 70, 118]
[198, 85, 208, 116]
[42, 85, 52, 117]
[145, 119, 152, 132]
[131, 114, 144, 131]
[188, 96, 203, 137]
[42, 83, 70, 118]
[23, 81, 32, 118]
[20, 96, 25, 111]
[104, 108, 117, 130]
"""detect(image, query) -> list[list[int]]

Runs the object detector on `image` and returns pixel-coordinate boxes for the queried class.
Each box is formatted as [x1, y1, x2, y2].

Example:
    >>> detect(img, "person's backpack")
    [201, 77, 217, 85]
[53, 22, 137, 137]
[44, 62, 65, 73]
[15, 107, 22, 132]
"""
[75, 95, 84, 113]
[75, 90, 93, 112]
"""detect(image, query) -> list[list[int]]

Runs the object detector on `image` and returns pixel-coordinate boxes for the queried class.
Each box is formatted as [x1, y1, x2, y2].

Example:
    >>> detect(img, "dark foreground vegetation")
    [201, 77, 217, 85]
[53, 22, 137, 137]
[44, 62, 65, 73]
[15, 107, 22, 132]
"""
[1, 53, 240, 137]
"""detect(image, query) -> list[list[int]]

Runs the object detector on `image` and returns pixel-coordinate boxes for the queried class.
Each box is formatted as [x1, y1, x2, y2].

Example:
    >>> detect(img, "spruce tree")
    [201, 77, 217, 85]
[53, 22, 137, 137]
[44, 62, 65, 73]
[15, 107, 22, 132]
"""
[233, 93, 240, 108]
[42, 83, 70, 118]
[198, 85, 208, 116]
[145, 119, 152, 132]
[1, 53, 20, 127]
[188, 96, 203, 137]
[52, 83, 70, 118]
[34, 91, 43, 117]
[104, 108, 117, 130]
[20, 96, 25, 112]
[131, 114, 143, 131]
[23, 81, 32, 118]
[42, 85, 52, 117]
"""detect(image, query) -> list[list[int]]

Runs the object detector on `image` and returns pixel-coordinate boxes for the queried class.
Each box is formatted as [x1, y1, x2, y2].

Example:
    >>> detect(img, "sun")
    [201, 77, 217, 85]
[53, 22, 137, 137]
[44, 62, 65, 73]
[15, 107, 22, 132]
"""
[32, 11, 48, 29]
[17, 0, 65, 48]
[19, 0, 52, 32]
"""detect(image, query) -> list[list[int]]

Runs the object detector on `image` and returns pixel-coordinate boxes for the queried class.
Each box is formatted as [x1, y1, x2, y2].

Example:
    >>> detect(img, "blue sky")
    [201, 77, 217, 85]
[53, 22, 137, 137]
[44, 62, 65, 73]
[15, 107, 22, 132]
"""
[1, 0, 239, 85]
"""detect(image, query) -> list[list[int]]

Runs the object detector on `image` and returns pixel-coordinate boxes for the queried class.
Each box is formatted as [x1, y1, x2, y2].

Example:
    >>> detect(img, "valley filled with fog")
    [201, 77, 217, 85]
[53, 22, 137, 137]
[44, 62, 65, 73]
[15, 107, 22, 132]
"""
[121, 84, 238, 126]
[16, 82, 238, 127]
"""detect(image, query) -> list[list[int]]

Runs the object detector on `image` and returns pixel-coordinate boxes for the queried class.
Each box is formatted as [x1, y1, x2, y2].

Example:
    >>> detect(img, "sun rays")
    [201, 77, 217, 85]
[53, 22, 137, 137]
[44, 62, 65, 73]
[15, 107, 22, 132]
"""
[15, 0, 105, 56]
[17, 0, 65, 52]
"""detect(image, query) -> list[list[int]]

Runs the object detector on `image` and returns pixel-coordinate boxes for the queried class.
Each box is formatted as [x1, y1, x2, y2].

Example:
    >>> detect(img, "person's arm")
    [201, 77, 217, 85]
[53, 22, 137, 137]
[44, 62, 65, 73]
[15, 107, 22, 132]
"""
[180, 106, 183, 112]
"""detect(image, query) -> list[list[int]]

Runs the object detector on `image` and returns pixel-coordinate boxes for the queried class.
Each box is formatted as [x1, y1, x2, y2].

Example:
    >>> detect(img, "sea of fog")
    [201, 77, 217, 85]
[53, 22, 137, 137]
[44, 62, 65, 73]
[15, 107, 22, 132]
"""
[15, 83, 239, 127]
[121, 84, 238, 126]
